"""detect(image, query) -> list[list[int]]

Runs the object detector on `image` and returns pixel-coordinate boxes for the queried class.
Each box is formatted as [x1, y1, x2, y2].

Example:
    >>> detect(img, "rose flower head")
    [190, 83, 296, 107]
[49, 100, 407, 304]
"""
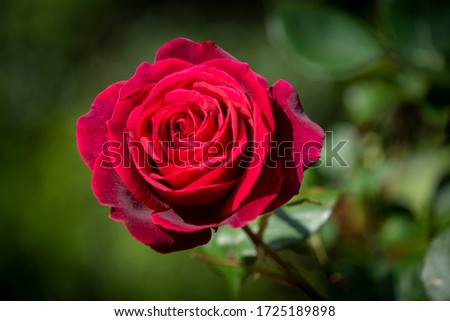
[76, 38, 324, 253]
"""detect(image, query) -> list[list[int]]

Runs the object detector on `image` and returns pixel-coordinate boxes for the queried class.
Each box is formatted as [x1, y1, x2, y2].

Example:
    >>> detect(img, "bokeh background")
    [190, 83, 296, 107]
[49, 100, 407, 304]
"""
[1, 0, 449, 300]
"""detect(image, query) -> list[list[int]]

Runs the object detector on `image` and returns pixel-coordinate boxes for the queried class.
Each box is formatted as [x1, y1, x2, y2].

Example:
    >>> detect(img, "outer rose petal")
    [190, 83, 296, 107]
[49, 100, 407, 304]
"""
[110, 203, 211, 254]
[108, 119, 169, 212]
[155, 38, 236, 64]
[76, 81, 125, 170]
[270, 80, 324, 168]
[266, 80, 324, 211]
[119, 59, 193, 99]
[91, 152, 136, 208]
[264, 108, 301, 212]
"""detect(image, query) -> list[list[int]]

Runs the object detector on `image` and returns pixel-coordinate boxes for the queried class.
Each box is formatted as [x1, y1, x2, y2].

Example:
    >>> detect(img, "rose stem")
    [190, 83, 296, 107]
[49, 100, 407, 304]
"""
[242, 225, 325, 301]
[191, 253, 293, 286]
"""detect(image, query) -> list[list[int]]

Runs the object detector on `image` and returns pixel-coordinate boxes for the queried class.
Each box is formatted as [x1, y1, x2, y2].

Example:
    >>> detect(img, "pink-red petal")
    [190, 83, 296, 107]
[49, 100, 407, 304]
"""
[155, 38, 236, 64]
[91, 151, 137, 208]
[119, 59, 193, 100]
[76, 81, 125, 170]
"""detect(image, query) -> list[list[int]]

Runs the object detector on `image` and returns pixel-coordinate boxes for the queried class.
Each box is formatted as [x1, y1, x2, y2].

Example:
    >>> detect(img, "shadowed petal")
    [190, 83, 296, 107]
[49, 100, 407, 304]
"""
[270, 79, 324, 169]
[111, 206, 211, 253]
[265, 80, 324, 210]
[151, 208, 220, 232]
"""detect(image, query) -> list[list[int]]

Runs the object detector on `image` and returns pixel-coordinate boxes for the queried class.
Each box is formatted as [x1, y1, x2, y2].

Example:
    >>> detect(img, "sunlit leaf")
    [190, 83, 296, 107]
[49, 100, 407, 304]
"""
[265, 188, 340, 249]
[208, 225, 256, 257]
[268, 1, 382, 75]
[421, 227, 450, 300]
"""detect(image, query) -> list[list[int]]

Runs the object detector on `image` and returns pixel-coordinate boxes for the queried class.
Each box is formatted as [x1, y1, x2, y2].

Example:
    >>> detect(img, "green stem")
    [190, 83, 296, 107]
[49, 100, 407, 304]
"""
[242, 225, 325, 301]
[191, 253, 294, 286]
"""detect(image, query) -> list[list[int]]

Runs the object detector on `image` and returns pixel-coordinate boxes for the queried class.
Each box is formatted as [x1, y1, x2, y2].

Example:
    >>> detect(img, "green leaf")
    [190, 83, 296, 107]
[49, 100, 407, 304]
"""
[206, 225, 256, 258]
[380, 0, 450, 70]
[269, 1, 382, 74]
[200, 226, 255, 298]
[421, 227, 450, 300]
[265, 188, 340, 249]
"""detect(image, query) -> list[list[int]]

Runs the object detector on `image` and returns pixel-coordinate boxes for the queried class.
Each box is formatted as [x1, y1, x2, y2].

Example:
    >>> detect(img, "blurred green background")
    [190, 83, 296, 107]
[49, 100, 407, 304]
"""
[0, 0, 449, 300]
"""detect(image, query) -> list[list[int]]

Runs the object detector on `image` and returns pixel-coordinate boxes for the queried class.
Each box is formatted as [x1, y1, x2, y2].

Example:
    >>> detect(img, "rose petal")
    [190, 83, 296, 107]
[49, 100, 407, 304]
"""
[119, 59, 193, 100]
[265, 80, 324, 210]
[91, 151, 139, 208]
[151, 208, 221, 232]
[155, 38, 237, 64]
[110, 206, 211, 254]
[155, 38, 269, 88]
[76, 81, 125, 170]
[219, 106, 271, 216]
[270, 80, 324, 169]
[204, 58, 275, 132]
[108, 119, 169, 211]
[263, 106, 301, 211]
[224, 160, 283, 228]
[149, 178, 239, 207]
[138, 65, 245, 112]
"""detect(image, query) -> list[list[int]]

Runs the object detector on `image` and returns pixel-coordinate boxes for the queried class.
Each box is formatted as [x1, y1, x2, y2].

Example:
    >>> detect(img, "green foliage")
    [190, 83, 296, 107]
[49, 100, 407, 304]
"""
[380, 0, 450, 70]
[267, 189, 340, 249]
[259, 0, 449, 300]
[269, 1, 382, 76]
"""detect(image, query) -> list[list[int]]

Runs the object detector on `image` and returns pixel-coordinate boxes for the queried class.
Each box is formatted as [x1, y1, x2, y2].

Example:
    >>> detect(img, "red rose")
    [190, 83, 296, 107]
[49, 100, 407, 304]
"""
[76, 38, 324, 253]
